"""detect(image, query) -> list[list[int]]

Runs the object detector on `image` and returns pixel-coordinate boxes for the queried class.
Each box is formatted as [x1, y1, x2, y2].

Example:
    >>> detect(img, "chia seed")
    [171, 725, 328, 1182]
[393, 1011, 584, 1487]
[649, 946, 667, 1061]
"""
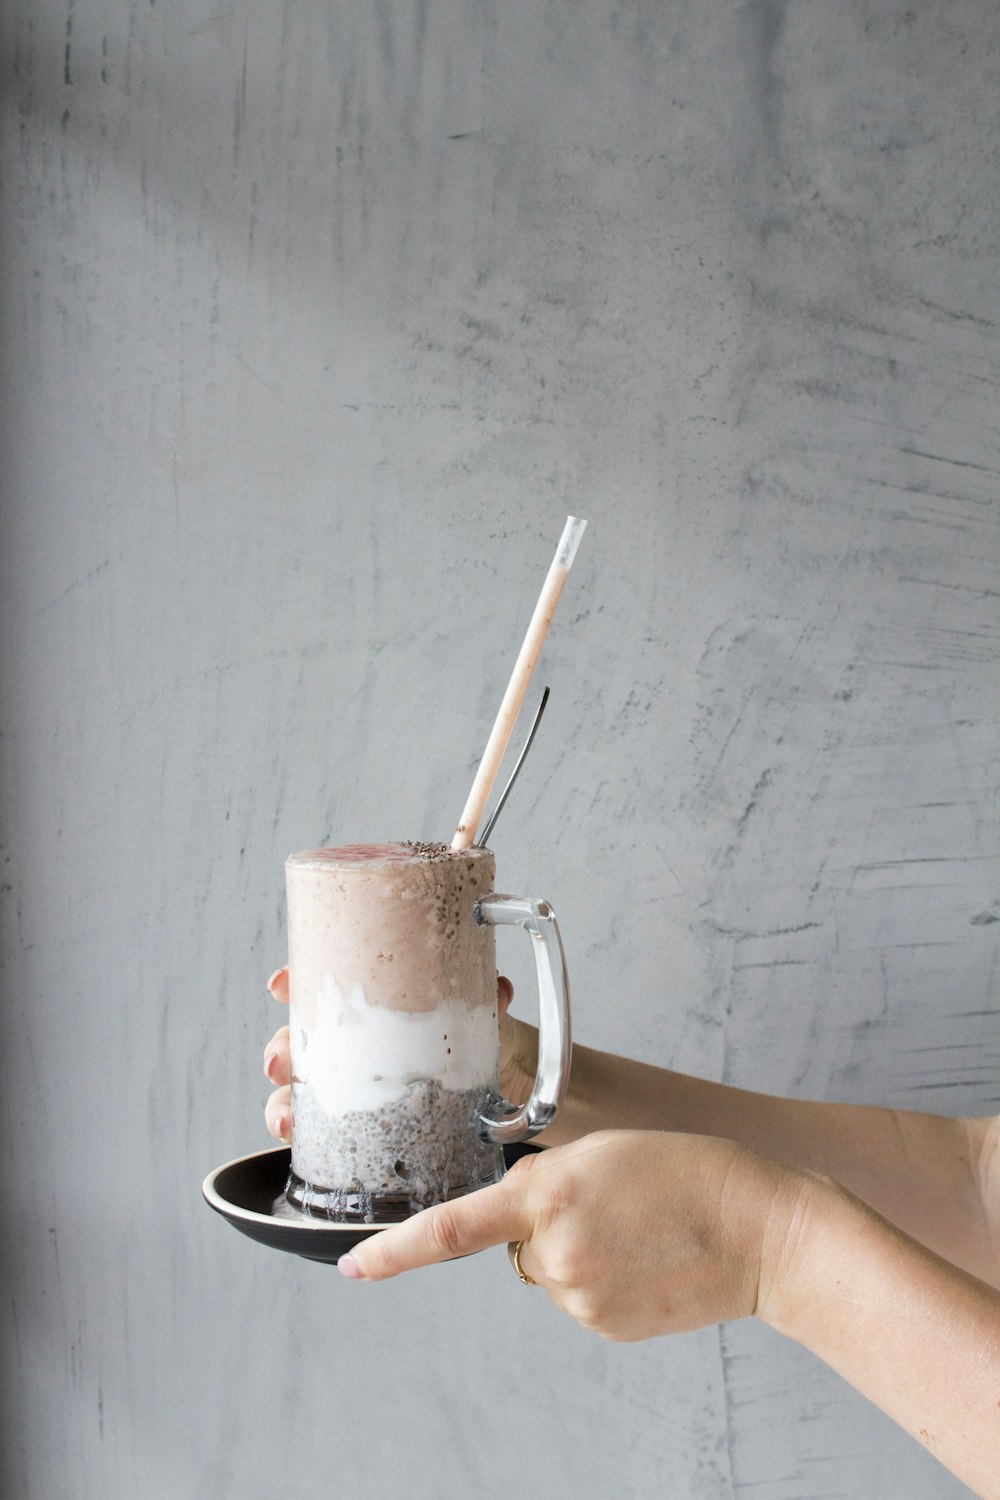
[286, 1078, 504, 1223]
[400, 840, 456, 861]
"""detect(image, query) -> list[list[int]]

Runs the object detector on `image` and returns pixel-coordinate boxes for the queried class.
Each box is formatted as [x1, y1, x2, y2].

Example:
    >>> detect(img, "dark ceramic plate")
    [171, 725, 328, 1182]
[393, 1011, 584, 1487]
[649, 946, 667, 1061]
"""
[202, 1143, 540, 1265]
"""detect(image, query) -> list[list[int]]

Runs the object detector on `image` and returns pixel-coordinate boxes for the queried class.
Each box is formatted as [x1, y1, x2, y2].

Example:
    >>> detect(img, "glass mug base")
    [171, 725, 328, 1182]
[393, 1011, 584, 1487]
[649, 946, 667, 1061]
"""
[283, 1164, 506, 1225]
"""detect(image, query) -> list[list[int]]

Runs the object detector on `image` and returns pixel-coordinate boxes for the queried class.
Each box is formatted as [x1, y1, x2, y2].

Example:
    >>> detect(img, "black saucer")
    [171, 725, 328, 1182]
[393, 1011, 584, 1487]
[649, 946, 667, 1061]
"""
[202, 1143, 539, 1265]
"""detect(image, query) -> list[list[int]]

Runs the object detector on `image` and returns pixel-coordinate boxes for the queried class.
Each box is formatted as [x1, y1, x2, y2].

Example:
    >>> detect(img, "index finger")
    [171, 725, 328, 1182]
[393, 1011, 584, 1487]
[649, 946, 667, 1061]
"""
[340, 1168, 534, 1282]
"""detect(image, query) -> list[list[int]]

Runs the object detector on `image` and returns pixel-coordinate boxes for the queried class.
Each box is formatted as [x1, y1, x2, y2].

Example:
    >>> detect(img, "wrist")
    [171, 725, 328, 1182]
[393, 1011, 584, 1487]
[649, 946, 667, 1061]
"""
[754, 1164, 846, 1334]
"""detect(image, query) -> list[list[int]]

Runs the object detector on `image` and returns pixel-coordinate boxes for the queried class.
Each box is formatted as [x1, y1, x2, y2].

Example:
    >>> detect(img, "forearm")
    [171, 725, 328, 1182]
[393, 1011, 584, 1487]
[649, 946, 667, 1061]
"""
[760, 1173, 1000, 1500]
[540, 1042, 993, 1282]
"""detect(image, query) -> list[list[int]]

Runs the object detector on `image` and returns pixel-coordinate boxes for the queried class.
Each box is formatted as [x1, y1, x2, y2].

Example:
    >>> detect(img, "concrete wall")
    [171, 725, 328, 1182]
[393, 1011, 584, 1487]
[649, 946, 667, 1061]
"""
[2, 3, 997, 1496]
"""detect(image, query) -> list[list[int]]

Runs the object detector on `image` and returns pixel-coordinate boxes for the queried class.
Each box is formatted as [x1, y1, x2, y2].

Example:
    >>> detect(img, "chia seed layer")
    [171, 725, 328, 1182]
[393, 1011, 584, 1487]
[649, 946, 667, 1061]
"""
[287, 1078, 504, 1223]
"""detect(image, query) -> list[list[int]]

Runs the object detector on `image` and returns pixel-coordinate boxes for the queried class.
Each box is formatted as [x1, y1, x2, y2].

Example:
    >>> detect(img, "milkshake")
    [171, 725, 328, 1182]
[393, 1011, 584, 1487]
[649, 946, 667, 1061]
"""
[284, 841, 504, 1222]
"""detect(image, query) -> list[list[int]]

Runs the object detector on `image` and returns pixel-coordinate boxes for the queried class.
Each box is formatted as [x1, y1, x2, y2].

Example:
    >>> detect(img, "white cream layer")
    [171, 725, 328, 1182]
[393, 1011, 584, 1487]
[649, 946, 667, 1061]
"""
[290, 971, 498, 1117]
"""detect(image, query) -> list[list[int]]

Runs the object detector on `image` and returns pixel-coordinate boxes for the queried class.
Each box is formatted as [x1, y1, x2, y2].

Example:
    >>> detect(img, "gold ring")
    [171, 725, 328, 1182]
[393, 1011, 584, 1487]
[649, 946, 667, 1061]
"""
[507, 1239, 536, 1286]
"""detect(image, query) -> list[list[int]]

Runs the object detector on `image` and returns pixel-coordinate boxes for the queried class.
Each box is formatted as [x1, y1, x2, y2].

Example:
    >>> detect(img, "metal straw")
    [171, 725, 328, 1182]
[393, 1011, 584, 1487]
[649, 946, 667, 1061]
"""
[475, 687, 550, 848]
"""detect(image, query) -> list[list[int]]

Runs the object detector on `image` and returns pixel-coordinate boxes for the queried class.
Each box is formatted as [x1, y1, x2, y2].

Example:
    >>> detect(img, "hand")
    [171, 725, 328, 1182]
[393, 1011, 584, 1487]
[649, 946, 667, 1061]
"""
[261, 968, 538, 1144]
[261, 967, 292, 1143]
[338, 1129, 804, 1342]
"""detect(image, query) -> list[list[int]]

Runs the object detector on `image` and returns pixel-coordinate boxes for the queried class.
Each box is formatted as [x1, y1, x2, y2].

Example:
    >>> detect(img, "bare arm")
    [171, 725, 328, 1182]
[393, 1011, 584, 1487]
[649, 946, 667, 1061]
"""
[342, 1131, 1000, 1500]
[511, 1029, 997, 1286]
[263, 970, 1000, 1491]
[760, 1170, 1000, 1500]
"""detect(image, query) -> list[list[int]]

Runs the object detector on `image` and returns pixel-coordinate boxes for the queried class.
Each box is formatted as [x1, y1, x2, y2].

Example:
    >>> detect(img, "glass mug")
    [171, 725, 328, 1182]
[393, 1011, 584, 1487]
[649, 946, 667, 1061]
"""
[283, 841, 571, 1222]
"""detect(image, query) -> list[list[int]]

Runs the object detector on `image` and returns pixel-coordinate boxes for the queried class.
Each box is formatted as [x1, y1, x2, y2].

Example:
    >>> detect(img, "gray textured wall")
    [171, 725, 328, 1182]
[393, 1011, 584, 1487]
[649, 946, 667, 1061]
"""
[2, 2, 998, 1497]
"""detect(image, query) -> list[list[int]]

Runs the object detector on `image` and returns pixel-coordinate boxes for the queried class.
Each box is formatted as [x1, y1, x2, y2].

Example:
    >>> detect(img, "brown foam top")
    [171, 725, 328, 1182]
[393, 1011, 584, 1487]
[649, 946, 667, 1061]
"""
[285, 842, 496, 1017]
[288, 843, 416, 867]
[287, 840, 489, 868]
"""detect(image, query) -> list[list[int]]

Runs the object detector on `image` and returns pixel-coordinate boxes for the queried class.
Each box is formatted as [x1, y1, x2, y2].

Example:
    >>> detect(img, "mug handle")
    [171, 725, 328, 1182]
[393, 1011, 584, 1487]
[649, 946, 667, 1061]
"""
[474, 895, 572, 1145]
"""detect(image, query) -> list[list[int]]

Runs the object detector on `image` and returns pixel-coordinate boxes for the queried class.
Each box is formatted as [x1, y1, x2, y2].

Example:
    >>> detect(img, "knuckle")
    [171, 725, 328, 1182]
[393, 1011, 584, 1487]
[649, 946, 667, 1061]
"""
[540, 1232, 588, 1289]
[426, 1206, 464, 1261]
[535, 1175, 580, 1236]
[557, 1288, 600, 1332]
[559, 1288, 629, 1341]
[503, 1151, 540, 1185]
[581, 1128, 621, 1152]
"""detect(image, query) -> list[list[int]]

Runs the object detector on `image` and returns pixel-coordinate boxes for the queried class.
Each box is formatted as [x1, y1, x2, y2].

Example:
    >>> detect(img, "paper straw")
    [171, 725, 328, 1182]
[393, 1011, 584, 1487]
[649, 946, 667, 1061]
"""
[451, 516, 587, 849]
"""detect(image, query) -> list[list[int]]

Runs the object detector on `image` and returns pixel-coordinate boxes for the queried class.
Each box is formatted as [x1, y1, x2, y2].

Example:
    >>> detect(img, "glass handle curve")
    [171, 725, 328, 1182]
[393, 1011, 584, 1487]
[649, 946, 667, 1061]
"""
[475, 894, 572, 1145]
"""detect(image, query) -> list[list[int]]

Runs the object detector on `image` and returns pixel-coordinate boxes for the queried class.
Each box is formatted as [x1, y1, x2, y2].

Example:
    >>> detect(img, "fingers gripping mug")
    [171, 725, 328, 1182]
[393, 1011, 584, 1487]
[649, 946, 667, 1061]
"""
[284, 841, 571, 1222]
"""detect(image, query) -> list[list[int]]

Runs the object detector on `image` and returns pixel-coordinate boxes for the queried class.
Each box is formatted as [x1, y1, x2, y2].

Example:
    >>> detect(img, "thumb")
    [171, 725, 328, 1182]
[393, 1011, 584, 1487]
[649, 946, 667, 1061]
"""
[340, 1173, 531, 1282]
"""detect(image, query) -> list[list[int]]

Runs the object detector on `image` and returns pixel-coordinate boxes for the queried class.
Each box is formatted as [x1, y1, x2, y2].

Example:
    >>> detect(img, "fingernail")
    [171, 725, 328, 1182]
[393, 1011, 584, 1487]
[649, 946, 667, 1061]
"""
[264, 1050, 279, 1081]
[267, 968, 284, 994]
[271, 1113, 287, 1140]
[337, 1255, 362, 1279]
